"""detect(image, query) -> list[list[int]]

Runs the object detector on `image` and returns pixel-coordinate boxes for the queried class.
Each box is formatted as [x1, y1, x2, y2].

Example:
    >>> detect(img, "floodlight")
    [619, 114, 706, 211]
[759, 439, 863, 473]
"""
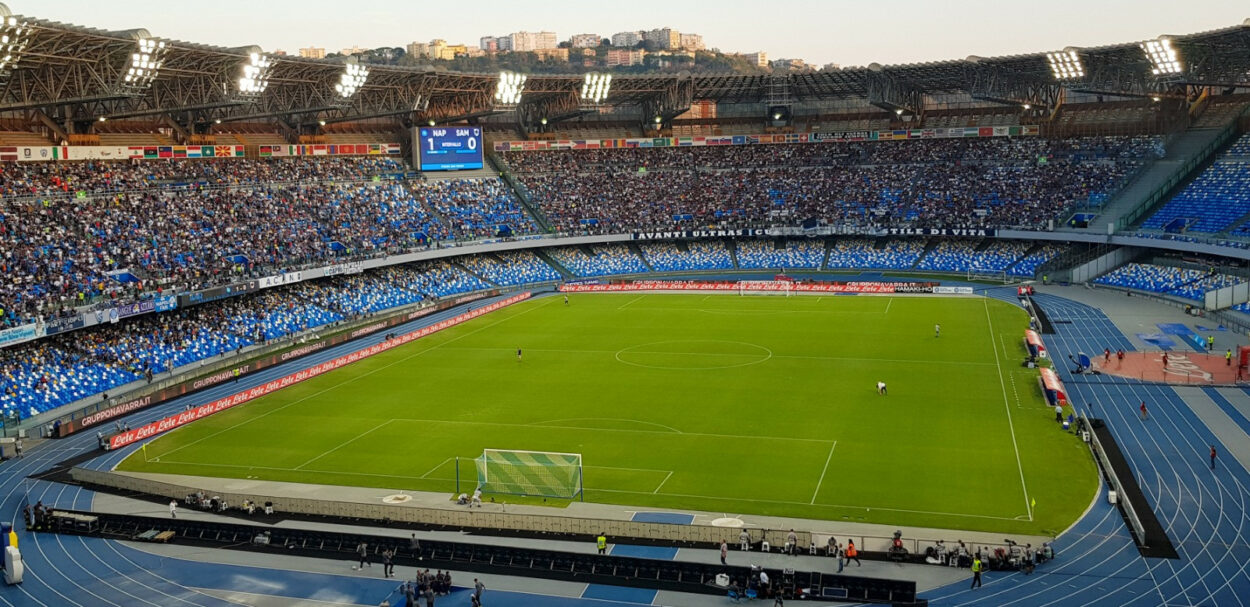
[1152, 96, 1161, 102]
[0, 14, 30, 75]
[654, 115, 662, 124]
[335, 62, 369, 98]
[318, 119, 326, 126]
[494, 70, 526, 105]
[1141, 37, 1182, 76]
[237, 52, 274, 97]
[540, 117, 548, 125]
[121, 37, 168, 92]
[895, 108, 904, 115]
[1022, 104, 1031, 110]
[98, 116, 106, 122]
[580, 72, 611, 104]
[214, 119, 222, 124]
[428, 119, 436, 126]
[1046, 50, 1084, 80]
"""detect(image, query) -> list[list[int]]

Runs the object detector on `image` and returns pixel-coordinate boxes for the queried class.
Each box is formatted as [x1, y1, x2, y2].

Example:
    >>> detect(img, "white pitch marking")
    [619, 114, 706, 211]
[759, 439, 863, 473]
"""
[653, 471, 675, 494]
[810, 441, 838, 504]
[984, 298, 1033, 521]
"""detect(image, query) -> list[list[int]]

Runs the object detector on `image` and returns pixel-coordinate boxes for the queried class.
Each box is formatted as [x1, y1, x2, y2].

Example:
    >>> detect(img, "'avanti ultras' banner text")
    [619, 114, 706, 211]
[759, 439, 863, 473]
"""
[559, 280, 973, 294]
[107, 292, 531, 450]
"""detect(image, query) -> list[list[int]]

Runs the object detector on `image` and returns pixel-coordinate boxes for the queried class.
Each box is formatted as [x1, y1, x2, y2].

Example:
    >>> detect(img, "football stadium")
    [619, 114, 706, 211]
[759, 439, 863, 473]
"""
[0, 2, 1248, 605]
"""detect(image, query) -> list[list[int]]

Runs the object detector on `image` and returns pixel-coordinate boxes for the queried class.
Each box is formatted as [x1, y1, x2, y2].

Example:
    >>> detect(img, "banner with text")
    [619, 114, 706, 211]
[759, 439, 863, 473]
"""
[560, 280, 958, 294]
[495, 125, 1039, 152]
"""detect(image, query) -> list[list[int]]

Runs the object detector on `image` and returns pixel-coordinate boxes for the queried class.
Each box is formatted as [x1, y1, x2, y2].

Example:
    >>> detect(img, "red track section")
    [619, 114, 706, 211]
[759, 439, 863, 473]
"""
[1094, 351, 1243, 385]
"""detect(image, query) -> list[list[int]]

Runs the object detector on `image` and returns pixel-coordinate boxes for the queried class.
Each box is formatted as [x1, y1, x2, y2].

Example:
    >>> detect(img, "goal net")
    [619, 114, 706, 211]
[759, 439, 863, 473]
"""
[474, 449, 584, 500]
[966, 268, 1010, 284]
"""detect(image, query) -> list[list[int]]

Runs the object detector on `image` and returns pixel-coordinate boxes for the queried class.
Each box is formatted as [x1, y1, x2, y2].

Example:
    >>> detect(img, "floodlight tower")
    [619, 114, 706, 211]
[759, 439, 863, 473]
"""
[334, 59, 370, 102]
[234, 47, 274, 100]
[579, 72, 612, 106]
[0, 3, 31, 82]
[116, 30, 169, 95]
[493, 71, 527, 108]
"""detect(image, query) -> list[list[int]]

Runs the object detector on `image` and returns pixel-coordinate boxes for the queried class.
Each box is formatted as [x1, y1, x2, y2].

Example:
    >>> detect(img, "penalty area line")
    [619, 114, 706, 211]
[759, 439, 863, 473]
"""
[810, 441, 837, 504]
[653, 471, 674, 494]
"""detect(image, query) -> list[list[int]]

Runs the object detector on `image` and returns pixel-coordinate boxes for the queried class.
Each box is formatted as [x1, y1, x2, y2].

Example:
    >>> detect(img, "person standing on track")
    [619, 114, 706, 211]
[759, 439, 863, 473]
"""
[1211, 445, 1218, 469]
[1140, 401, 1149, 421]
[596, 532, 607, 555]
[1104, 348, 1111, 364]
[1227, 349, 1234, 366]
[721, 539, 729, 565]
[845, 539, 860, 567]
[1208, 335, 1215, 351]
[169, 500, 177, 518]
[1162, 352, 1169, 368]
[970, 556, 984, 589]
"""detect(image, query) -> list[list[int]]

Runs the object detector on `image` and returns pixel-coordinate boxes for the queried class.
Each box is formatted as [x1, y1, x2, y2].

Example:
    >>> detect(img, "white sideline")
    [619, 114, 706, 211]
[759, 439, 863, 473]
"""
[984, 298, 1033, 521]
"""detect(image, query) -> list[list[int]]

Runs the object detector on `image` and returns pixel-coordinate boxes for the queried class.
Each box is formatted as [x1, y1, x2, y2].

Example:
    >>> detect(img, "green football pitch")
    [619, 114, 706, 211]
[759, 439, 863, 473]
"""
[119, 292, 1097, 536]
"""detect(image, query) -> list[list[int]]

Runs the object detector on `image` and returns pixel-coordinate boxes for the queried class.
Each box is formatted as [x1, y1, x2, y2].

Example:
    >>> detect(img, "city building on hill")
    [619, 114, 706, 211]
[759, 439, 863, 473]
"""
[645, 27, 681, 49]
[743, 52, 768, 67]
[509, 31, 558, 52]
[569, 34, 602, 48]
[679, 33, 704, 51]
[606, 48, 645, 67]
[611, 31, 643, 47]
[298, 47, 326, 59]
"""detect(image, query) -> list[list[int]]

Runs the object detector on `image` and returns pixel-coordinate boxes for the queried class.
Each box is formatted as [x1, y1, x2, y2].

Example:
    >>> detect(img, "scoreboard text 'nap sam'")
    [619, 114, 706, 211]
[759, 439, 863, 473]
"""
[416, 126, 484, 171]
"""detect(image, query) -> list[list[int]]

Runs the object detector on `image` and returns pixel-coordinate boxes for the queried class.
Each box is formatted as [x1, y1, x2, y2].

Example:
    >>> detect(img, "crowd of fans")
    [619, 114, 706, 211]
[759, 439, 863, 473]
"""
[414, 178, 537, 238]
[0, 159, 552, 328]
[506, 137, 1159, 236]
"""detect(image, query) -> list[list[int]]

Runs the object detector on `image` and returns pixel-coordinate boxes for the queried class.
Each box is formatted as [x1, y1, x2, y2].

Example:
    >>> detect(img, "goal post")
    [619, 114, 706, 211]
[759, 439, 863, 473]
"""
[967, 268, 1010, 284]
[472, 448, 584, 501]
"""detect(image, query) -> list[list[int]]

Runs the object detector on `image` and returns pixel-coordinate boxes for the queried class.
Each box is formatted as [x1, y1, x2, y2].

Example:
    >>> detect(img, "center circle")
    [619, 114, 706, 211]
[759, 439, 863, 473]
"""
[614, 340, 773, 370]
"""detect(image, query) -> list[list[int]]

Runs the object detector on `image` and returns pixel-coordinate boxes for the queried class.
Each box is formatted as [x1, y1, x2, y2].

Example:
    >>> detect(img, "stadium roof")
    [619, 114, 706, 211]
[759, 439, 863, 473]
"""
[0, 3, 1246, 127]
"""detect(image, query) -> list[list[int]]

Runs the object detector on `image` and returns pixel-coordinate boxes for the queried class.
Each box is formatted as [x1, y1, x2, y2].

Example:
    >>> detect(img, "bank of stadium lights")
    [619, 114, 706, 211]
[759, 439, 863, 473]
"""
[494, 71, 526, 106]
[580, 72, 611, 104]
[1141, 37, 1182, 76]
[1046, 50, 1084, 80]
[0, 15, 31, 75]
[237, 52, 273, 97]
[122, 38, 167, 91]
[334, 62, 369, 99]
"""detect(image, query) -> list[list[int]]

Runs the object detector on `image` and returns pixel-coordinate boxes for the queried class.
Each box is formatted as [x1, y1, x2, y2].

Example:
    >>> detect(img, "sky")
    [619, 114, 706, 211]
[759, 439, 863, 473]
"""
[15, 1, 1249, 67]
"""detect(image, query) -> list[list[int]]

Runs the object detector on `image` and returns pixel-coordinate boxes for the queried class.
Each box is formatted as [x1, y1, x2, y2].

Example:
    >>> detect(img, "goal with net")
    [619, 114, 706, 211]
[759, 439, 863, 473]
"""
[466, 449, 584, 500]
[966, 268, 1010, 284]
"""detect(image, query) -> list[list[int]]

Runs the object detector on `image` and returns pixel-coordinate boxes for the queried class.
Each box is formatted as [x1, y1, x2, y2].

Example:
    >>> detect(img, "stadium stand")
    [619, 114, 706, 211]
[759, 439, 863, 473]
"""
[826, 238, 925, 270]
[502, 136, 1161, 235]
[460, 251, 561, 286]
[1008, 243, 1063, 277]
[1140, 134, 1250, 233]
[734, 240, 826, 269]
[1091, 262, 1245, 302]
[413, 178, 538, 238]
[639, 241, 735, 272]
[546, 245, 648, 277]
